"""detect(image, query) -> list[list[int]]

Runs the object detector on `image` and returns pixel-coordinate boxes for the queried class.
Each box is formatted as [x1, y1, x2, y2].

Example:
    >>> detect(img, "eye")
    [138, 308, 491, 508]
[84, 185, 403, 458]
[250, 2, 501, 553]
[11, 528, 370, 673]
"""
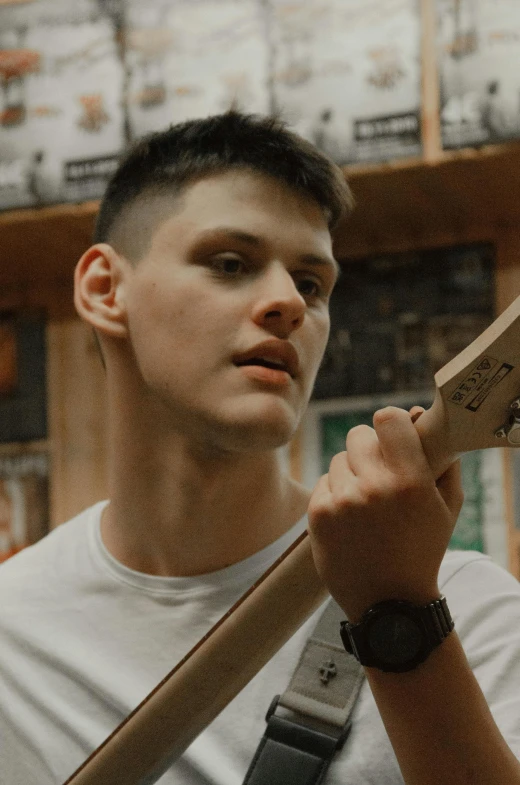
[211, 255, 247, 276]
[296, 277, 323, 298]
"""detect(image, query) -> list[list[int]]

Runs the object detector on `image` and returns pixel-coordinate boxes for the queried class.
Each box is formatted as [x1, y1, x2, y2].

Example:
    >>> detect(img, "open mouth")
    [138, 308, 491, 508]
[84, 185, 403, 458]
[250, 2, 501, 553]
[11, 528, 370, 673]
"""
[233, 342, 299, 379]
[235, 357, 291, 375]
[236, 357, 287, 370]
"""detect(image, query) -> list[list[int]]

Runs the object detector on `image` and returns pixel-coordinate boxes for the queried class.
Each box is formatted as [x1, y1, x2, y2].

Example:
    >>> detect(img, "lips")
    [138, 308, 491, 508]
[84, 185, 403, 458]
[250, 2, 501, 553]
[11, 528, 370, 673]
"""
[233, 340, 299, 378]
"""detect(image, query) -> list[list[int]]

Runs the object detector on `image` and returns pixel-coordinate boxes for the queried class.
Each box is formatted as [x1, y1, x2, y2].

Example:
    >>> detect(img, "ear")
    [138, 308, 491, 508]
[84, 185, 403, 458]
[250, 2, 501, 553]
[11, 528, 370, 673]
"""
[74, 243, 129, 339]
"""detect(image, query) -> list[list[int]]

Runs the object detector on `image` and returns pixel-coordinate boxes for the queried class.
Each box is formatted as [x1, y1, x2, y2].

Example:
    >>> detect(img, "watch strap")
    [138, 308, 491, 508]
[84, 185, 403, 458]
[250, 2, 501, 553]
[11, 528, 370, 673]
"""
[424, 595, 454, 645]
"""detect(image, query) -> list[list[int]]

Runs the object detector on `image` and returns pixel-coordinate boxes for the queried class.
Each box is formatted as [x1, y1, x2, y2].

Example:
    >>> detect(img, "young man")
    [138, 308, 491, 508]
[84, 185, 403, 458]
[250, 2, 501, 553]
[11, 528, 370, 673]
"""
[1, 111, 520, 785]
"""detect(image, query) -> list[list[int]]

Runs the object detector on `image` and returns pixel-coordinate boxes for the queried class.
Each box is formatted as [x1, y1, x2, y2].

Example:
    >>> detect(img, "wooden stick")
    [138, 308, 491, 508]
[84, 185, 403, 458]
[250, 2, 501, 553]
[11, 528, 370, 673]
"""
[64, 294, 520, 785]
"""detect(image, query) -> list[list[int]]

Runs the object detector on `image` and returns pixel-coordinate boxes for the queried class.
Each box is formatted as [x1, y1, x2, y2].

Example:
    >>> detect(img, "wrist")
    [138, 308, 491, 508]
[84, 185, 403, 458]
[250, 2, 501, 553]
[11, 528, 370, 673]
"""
[340, 594, 454, 673]
[338, 583, 441, 624]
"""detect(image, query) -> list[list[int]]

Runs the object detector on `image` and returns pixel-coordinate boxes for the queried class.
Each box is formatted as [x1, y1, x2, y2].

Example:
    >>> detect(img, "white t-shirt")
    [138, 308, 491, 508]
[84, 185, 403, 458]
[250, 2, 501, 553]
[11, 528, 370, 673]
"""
[1, 500, 520, 785]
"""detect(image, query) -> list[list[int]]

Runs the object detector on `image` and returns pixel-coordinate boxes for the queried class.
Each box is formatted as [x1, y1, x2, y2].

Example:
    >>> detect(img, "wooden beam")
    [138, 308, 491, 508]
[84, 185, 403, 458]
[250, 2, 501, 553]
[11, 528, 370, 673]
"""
[421, 0, 442, 161]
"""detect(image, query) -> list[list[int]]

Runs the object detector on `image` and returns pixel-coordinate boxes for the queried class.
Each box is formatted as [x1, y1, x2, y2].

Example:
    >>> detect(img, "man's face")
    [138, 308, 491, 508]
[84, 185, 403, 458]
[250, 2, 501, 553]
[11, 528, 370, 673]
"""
[120, 169, 338, 452]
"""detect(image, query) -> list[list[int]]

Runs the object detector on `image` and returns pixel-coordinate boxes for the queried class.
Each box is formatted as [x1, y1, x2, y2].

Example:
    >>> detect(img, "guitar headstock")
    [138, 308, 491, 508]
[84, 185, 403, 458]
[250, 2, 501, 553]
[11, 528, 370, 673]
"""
[414, 294, 520, 477]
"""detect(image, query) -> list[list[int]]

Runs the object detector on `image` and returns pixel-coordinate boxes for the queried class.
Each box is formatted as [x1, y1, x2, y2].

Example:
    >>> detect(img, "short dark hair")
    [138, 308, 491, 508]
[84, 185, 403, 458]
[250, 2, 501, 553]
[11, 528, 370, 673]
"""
[93, 110, 353, 258]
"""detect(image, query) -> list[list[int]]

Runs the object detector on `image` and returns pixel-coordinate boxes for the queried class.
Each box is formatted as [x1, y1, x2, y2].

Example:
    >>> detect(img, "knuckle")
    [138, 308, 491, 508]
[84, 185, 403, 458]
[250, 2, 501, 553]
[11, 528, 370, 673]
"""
[357, 481, 383, 505]
[308, 497, 335, 524]
[395, 478, 432, 504]
[334, 491, 356, 512]
[393, 478, 421, 498]
[355, 474, 427, 506]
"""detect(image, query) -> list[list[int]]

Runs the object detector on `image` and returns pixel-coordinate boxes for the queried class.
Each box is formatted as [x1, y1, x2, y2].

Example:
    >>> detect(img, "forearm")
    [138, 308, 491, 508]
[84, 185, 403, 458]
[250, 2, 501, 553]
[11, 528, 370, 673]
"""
[307, 409, 520, 782]
[365, 632, 520, 785]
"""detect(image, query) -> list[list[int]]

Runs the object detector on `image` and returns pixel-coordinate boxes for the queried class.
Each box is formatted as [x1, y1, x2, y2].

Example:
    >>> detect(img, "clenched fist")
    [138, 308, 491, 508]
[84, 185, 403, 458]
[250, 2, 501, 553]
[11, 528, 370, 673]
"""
[307, 406, 464, 623]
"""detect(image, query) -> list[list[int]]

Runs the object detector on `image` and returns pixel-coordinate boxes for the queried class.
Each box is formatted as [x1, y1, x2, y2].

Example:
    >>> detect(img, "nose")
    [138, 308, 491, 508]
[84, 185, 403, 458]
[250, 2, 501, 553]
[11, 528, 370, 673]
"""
[250, 263, 306, 338]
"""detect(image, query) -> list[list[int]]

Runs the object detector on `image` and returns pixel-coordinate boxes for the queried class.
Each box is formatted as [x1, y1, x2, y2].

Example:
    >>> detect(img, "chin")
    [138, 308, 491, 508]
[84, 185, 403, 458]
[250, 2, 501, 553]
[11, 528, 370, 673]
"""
[211, 404, 300, 453]
[239, 424, 295, 452]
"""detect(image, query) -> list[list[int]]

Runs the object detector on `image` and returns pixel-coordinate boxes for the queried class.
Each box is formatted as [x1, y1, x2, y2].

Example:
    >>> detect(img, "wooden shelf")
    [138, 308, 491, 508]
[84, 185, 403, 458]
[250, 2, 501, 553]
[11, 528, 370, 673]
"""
[0, 439, 48, 455]
[1, 141, 520, 293]
[335, 141, 520, 259]
[0, 200, 97, 289]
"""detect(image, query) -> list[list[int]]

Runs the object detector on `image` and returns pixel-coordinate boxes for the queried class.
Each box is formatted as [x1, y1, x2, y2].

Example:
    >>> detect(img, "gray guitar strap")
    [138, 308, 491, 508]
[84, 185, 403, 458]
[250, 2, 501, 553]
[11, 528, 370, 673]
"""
[242, 600, 365, 785]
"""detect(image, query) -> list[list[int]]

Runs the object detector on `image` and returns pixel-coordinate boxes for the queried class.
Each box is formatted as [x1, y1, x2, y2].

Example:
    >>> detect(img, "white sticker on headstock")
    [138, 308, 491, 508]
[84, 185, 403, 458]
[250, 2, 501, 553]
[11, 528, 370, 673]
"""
[448, 357, 514, 412]
[449, 356, 514, 411]
[466, 364, 514, 412]
[449, 357, 498, 405]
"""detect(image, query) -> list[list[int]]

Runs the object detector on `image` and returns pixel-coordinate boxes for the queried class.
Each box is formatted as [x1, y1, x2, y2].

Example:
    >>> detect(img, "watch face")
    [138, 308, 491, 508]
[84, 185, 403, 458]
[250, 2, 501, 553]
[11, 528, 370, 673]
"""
[368, 612, 424, 666]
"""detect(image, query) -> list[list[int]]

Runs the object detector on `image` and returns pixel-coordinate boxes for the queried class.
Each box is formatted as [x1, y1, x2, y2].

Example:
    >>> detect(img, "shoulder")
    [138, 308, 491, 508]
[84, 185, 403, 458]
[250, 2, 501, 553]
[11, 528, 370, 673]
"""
[0, 501, 106, 603]
[439, 549, 519, 598]
[439, 550, 520, 659]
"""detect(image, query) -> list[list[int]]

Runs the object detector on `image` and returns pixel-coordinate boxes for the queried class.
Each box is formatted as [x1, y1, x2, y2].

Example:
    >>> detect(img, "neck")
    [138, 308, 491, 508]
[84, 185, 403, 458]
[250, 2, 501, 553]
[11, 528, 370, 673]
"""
[101, 392, 309, 577]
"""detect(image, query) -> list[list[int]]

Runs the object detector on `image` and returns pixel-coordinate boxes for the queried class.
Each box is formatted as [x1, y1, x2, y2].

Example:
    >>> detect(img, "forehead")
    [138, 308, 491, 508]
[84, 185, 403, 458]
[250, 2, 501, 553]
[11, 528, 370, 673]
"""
[148, 169, 333, 258]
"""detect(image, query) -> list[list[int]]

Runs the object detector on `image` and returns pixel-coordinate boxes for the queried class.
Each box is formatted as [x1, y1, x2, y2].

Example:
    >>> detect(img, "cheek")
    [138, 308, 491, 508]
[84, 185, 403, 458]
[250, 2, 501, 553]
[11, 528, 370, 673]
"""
[309, 312, 330, 363]
[129, 273, 192, 337]
[126, 277, 232, 380]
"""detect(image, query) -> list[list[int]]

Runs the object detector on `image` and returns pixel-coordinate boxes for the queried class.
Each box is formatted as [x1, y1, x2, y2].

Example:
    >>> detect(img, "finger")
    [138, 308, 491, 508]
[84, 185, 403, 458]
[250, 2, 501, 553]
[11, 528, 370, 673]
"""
[436, 459, 464, 514]
[372, 406, 430, 477]
[409, 405, 425, 424]
[308, 473, 335, 525]
[327, 451, 367, 508]
[327, 450, 355, 495]
[310, 472, 333, 505]
[345, 423, 384, 477]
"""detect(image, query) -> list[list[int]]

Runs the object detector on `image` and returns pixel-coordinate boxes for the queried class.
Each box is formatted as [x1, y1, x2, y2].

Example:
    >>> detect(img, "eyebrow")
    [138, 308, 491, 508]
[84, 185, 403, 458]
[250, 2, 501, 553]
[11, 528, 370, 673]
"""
[197, 227, 341, 281]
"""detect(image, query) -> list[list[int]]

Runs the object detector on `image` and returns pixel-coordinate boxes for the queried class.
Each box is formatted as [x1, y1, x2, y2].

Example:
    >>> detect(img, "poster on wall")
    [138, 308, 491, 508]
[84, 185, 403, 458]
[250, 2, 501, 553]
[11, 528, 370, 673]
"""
[269, 0, 422, 165]
[0, 316, 17, 398]
[125, 0, 271, 141]
[0, 450, 49, 563]
[300, 394, 509, 568]
[0, 0, 125, 211]
[0, 311, 47, 443]
[437, 0, 520, 149]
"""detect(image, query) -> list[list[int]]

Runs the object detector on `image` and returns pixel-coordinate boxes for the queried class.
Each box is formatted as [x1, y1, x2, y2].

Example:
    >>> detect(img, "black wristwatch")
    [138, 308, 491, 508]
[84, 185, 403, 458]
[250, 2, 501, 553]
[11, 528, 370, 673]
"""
[339, 596, 454, 673]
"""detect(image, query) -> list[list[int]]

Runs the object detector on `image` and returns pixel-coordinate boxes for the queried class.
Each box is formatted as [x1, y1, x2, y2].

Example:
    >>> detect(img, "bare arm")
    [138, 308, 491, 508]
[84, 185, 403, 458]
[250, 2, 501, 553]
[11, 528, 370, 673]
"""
[307, 406, 520, 785]
[366, 633, 520, 785]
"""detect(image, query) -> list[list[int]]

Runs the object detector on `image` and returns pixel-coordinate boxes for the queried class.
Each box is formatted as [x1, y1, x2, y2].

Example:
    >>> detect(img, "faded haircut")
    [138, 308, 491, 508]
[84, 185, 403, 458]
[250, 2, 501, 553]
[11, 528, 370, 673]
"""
[93, 110, 353, 262]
